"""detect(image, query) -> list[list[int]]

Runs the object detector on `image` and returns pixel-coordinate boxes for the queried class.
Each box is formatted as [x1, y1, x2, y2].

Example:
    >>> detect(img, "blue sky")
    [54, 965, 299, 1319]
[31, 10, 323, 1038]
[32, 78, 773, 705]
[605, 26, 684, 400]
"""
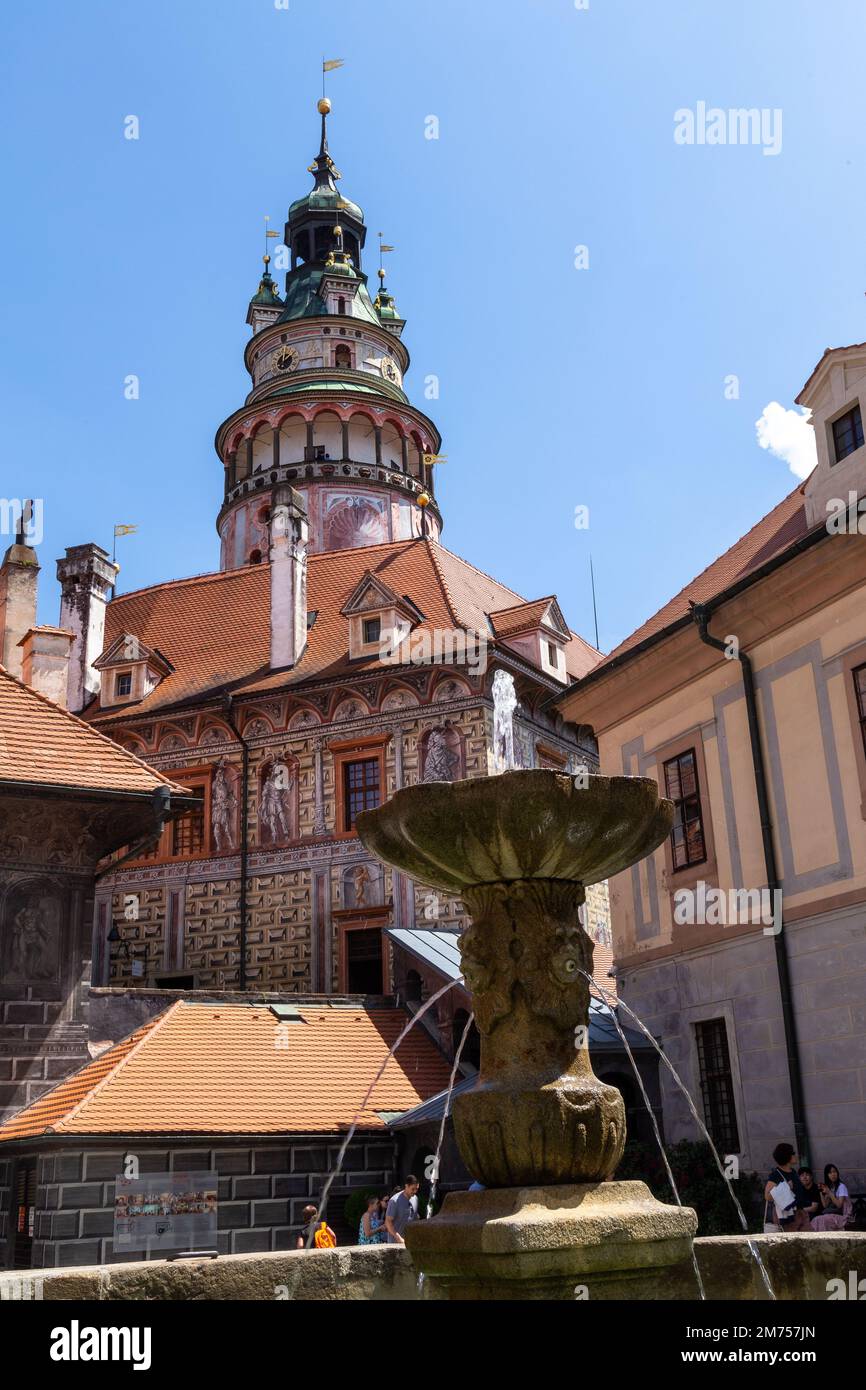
[2, 0, 864, 652]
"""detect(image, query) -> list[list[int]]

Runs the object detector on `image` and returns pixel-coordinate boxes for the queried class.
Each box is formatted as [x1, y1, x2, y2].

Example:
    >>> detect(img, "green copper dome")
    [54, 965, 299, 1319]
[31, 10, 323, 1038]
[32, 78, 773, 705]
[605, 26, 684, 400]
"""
[288, 186, 364, 222]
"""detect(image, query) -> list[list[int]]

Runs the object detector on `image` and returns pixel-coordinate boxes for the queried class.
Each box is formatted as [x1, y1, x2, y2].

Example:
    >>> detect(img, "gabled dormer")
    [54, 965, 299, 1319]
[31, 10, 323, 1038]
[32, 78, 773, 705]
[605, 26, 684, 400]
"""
[341, 571, 418, 660]
[489, 596, 571, 683]
[93, 633, 174, 709]
[798, 342, 866, 529]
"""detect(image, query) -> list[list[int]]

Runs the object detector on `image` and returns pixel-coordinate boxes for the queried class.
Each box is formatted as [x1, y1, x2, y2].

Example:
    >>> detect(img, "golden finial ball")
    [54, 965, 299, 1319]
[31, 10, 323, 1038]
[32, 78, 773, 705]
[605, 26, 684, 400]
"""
[418, 492, 431, 508]
[378, 268, 386, 280]
[317, 97, 332, 115]
[333, 224, 342, 237]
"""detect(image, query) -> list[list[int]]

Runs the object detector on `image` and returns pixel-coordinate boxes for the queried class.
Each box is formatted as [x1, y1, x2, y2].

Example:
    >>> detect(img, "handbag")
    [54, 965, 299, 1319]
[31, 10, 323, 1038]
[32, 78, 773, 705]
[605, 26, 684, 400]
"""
[768, 1176, 797, 1223]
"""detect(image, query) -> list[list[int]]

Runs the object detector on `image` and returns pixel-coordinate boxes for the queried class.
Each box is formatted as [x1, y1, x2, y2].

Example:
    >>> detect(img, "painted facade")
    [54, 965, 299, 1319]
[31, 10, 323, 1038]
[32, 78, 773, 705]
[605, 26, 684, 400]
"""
[557, 339, 866, 1190]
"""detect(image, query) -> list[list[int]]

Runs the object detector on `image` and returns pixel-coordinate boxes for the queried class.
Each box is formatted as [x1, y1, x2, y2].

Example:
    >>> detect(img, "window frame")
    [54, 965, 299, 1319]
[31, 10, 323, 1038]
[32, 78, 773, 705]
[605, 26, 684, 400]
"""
[694, 1016, 741, 1155]
[831, 401, 864, 464]
[126, 766, 214, 864]
[841, 642, 866, 820]
[663, 746, 709, 873]
[329, 734, 391, 840]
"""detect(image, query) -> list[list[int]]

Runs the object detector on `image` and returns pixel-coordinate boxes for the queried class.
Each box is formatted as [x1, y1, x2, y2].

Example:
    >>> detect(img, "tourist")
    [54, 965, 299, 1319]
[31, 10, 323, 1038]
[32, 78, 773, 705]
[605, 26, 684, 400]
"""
[811, 1164, 852, 1231]
[763, 1143, 811, 1232]
[796, 1168, 821, 1221]
[358, 1193, 386, 1245]
[296, 1204, 336, 1249]
[385, 1175, 420, 1244]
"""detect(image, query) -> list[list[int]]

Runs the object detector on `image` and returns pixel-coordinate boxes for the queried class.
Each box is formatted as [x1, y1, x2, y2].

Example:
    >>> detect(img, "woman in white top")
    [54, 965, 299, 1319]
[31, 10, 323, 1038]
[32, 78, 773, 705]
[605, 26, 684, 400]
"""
[811, 1163, 852, 1231]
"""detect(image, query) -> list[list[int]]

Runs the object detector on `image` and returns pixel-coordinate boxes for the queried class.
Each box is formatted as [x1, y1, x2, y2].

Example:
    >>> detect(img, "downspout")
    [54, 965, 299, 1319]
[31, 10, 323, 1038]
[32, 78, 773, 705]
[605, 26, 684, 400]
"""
[222, 694, 250, 991]
[96, 785, 174, 879]
[691, 602, 810, 1164]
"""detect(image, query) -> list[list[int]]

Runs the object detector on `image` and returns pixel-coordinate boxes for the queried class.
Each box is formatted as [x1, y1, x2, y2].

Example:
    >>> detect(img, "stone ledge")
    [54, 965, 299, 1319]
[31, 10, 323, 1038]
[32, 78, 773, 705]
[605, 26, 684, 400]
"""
[1, 1234, 864, 1302]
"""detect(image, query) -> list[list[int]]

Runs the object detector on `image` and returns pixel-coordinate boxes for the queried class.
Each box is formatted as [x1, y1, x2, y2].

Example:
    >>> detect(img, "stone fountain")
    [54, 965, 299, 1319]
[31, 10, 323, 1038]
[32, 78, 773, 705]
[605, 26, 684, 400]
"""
[357, 692, 699, 1299]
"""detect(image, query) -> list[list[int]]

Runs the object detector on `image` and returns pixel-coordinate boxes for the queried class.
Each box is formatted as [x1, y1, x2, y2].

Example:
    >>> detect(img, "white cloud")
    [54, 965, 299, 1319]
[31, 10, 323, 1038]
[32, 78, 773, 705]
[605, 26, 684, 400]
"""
[755, 401, 817, 480]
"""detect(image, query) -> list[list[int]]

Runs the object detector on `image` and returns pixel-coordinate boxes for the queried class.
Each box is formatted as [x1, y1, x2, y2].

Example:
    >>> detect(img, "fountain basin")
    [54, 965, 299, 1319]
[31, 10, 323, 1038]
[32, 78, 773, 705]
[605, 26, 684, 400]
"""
[356, 769, 674, 894]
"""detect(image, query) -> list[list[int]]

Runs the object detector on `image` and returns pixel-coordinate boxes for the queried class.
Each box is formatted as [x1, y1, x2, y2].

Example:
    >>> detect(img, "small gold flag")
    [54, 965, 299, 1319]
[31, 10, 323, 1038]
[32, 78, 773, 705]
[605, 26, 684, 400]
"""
[380, 244, 395, 253]
[323, 58, 344, 72]
[265, 230, 279, 238]
[114, 524, 138, 537]
[423, 454, 447, 467]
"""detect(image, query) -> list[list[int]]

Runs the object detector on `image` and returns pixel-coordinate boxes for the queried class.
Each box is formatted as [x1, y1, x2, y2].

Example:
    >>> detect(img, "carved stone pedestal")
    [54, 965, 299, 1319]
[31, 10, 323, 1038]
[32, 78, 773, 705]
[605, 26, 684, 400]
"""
[408, 1182, 699, 1301]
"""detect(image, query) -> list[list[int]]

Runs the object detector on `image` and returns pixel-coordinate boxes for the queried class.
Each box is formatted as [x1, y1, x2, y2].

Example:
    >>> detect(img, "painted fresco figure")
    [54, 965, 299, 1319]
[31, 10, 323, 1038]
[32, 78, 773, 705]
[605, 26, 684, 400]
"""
[211, 758, 237, 853]
[260, 755, 294, 843]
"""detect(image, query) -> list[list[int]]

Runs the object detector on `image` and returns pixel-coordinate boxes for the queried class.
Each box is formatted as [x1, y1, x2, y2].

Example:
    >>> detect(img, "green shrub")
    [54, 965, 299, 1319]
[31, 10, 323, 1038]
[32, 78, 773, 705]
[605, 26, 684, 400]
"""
[615, 1138, 762, 1235]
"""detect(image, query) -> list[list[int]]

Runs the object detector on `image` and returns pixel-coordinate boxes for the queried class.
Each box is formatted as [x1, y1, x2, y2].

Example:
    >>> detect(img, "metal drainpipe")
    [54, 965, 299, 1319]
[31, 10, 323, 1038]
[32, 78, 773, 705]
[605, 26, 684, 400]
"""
[95, 786, 173, 879]
[691, 602, 810, 1165]
[223, 695, 250, 991]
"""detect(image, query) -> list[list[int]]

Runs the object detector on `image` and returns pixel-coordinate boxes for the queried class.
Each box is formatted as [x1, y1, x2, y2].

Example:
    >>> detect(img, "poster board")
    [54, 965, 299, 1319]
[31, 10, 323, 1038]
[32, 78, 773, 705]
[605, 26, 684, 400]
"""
[114, 1171, 218, 1254]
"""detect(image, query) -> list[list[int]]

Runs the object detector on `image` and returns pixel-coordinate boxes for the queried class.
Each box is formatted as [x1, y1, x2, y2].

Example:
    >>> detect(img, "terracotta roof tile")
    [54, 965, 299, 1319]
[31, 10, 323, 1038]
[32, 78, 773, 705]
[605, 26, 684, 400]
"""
[88, 539, 597, 721]
[0, 1001, 453, 1140]
[589, 483, 811, 676]
[0, 666, 187, 796]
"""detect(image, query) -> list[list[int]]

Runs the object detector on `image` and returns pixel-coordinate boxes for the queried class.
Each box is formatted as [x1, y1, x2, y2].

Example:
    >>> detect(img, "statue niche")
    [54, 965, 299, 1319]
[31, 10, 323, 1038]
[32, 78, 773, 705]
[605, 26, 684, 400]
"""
[1, 882, 62, 990]
[257, 752, 299, 846]
[419, 725, 463, 784]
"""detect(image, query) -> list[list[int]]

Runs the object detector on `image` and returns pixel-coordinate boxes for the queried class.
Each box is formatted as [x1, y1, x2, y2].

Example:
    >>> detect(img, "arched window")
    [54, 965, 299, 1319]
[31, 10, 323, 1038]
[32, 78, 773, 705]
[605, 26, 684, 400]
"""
[248, 549, 263, 565]
[334, 344, 352, 369]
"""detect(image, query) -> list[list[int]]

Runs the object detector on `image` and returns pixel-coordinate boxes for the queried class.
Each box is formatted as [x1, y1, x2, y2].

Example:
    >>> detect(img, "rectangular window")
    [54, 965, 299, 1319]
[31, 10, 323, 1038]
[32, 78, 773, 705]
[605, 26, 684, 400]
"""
[363, 617, 381, 645]
[832, 403, 864, 463]
[548, 642, 559, 667]
[343, 758, 380, 830]
[663, 748, 707, 870]
[853, 664, 866, 759]
[115, 671, 132, 697]
[171, 786, 206, 857]
[695, 1018, 740, 1153]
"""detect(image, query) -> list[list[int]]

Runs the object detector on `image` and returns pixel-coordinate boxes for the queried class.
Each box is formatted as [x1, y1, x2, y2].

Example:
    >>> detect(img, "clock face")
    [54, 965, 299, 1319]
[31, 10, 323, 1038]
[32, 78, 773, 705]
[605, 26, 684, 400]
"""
[380, 355, 402, 386]
[271, 345, 300, 373]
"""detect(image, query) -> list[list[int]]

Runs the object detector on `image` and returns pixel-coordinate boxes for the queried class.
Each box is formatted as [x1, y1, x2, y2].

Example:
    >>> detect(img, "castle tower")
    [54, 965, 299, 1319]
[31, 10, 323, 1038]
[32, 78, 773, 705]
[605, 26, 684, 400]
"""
[216, 98, 443, 571]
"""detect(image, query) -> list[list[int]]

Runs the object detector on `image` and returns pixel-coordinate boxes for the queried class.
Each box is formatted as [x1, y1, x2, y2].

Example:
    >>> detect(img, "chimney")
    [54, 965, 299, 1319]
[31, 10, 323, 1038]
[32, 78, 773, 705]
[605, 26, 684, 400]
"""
[56, 543, 119, 712]
[269, 485, 309, 669]
[19, 625, 74, 707]
[0, 504, 40, 680]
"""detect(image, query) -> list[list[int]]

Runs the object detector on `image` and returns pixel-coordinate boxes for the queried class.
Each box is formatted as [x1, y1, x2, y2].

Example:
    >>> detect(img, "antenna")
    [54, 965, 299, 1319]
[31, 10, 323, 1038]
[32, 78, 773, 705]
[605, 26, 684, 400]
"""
[590, 555, 600, 650]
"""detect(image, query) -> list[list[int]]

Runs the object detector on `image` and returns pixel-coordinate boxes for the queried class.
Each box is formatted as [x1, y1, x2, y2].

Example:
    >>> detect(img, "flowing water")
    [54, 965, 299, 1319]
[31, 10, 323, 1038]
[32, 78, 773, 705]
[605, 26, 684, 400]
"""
[580, 970, 706, 1299]
[417, 1009, 477, 1297]
[585, 970, 777, 1301]
[309, 976, 461, 1247]
[426, 1010, 476, 1220]
[491, 669, 519, 773]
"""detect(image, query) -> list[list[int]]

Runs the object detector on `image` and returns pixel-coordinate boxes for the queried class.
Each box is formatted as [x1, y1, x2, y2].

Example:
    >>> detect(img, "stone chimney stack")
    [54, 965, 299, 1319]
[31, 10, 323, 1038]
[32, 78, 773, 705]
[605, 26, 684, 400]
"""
[56, 543, 119, 712]
[0, 506, 40, 679]
[19, 626, 75, 707]
[269, 485, 309, 670]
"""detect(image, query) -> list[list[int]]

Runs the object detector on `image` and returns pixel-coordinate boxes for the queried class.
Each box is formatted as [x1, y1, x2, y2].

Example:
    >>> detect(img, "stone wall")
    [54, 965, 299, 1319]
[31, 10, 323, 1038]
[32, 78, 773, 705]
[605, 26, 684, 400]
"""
[0, 1135, 398, 1271]
[620, 907, 866, 1189]
[2, 1232, 864, 1301]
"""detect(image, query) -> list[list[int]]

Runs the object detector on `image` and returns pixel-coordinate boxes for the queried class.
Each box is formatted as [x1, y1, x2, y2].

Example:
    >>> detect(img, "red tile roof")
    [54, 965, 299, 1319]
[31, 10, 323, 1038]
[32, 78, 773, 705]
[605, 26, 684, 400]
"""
[586, 482, 812, 678]
[87, 539, 600, 722]
[489, 597, 561, 638]
[0, 1001, 454, 1140]
[0, 666, 188, 796]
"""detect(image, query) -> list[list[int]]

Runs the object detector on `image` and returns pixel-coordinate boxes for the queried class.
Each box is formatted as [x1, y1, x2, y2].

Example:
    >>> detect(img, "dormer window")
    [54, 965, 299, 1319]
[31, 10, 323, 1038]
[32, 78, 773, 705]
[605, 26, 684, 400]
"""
[832, 403, 864, 463]
[548, 642, 559, 668]
[94, 633, 174, 710]
[363, 617, 381, 644]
